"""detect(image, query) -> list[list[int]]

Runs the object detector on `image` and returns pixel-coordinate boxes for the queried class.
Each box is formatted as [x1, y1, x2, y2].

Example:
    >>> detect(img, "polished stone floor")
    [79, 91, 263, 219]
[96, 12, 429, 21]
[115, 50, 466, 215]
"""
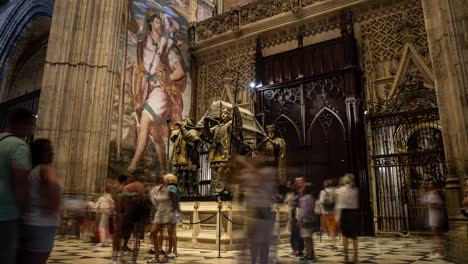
[47, 235, 454, 264]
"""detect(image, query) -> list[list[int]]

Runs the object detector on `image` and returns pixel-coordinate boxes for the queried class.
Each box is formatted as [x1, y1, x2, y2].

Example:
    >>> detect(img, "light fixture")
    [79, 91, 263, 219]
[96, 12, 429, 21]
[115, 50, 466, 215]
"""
[249, 81, 256, 88]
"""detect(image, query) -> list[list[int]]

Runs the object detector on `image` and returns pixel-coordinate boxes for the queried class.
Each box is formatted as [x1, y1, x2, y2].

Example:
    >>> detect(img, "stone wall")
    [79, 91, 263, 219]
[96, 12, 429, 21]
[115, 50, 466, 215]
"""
[36, 0, 126, 193]
[421, 0, 468, 263]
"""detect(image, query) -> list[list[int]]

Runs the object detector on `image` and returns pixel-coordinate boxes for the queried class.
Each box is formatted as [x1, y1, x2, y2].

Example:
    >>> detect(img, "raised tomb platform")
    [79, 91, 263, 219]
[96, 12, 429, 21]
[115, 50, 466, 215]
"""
[176, 201, 291, 250]
[58, 195, 292, 251]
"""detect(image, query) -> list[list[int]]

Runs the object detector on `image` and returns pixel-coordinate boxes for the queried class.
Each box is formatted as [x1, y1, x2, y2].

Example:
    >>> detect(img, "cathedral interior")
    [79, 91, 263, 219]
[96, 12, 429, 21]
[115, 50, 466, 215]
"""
[0, 0, 467, 263]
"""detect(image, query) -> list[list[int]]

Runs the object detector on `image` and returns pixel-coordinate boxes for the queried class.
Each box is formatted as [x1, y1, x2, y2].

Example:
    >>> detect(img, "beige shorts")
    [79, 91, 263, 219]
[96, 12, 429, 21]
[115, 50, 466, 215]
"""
[153, 211, 175, 225]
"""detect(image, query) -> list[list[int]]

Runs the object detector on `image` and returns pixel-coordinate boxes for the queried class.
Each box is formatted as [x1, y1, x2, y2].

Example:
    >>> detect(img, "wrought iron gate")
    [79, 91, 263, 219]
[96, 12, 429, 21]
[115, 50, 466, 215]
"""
[369, 104, 448, 233]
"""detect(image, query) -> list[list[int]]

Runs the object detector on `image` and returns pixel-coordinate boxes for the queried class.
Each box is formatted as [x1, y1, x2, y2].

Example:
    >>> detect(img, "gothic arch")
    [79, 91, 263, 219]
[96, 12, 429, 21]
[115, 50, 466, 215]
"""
[273, 113, 303, 145]
[0, 0, 54, 100]
[307, 107, 346, 144]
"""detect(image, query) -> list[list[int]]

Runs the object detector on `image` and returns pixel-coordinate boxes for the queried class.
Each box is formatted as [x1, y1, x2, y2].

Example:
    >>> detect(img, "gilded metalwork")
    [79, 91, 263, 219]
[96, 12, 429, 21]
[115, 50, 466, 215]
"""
[170, 117, 201, 196]
[200, 101, 244, 195]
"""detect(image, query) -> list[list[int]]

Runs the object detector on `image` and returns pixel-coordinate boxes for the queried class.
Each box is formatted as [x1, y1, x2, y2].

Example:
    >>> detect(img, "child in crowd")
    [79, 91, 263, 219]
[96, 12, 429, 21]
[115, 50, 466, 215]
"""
[165, 174, 180, 258]
[95, 185, 115, 246]
[298, 183, 317, 263]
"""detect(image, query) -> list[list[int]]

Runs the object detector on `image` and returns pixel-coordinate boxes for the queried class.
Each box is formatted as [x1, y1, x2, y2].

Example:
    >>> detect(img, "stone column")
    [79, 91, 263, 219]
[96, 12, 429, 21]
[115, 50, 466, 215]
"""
[422, 0, 468, 262]
[36, 0, 125, 194]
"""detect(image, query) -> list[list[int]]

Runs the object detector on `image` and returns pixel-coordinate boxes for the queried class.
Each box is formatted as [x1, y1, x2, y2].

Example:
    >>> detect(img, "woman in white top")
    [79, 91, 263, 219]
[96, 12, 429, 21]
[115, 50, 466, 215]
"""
[148, 175, 177, 263]
[335, 173, 359, 263]
[18, 139, 62, 264]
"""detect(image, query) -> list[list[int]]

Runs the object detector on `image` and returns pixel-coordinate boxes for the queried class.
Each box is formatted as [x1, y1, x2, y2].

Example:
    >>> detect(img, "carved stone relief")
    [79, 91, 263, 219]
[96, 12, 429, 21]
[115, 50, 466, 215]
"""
[240, 0, 292, 26]
[197, 50, 255, 118]
[195, 0, 329, 41]
[356, 0, 434, 114]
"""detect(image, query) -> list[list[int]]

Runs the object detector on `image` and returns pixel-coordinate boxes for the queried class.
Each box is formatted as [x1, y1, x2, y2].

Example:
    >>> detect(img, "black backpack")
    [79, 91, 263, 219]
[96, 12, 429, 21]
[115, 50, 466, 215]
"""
[322, 190, 335, 211]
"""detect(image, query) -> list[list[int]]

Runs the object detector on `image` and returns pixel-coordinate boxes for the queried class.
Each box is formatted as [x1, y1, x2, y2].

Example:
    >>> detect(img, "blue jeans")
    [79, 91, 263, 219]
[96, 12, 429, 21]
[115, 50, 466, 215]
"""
[0, 220, 19, 264]
[19, 224, 58, 252]
[290, 218, 304, 252]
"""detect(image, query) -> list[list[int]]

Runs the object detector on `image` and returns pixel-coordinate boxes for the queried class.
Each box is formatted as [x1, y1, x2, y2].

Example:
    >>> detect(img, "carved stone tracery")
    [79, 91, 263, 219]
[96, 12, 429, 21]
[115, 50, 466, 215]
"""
[197, 50, 255, 119]
[195, 0, 329, 41]
[357, 0, 433, 115]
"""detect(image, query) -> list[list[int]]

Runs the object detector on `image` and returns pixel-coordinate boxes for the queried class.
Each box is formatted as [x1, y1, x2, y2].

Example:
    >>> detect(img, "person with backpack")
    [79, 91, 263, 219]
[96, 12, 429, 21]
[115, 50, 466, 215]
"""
[318, 179, 338, 249]
[0, 108, 34, 264]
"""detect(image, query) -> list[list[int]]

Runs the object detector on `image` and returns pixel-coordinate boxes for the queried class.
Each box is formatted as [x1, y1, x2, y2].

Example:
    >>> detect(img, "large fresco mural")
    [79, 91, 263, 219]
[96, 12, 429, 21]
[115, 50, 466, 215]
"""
[109, 0, 192, 179]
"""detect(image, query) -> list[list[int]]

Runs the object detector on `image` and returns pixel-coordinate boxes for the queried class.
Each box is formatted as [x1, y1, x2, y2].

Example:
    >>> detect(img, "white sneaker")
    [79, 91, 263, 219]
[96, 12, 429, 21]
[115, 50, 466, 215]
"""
[167, 253, 177, 258]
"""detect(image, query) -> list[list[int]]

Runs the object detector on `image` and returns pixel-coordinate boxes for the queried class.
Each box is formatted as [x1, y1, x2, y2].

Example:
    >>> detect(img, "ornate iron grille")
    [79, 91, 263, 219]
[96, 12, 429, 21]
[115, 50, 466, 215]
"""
[369, 107, 448, 233]
[198, 141, 212, 197]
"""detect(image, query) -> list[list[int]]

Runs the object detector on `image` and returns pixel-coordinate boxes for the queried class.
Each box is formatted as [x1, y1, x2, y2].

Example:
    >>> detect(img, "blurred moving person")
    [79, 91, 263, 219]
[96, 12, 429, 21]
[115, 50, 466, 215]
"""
[420, 180, 446, 259]
[18, 139, 62, 264]
[237, 154, 276, 264]
[0, 108, 34, 264]
[286, 177, 305, 257]
[298, 183, 318, 263]
[318, 179, 338, 249]
[112, 177, 151, 263]
[335, 174, 360, 263]
[96, 185, 115, 246]
[148, 174, 178, 263]
[164, 174, 180, 259]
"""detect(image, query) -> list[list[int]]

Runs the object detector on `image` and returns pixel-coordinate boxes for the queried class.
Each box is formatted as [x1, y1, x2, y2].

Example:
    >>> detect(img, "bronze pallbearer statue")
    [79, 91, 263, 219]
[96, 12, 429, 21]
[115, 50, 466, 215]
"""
[257, 124, 287, 185]
[170, 117, 201, 196]
[201, 103, 243, 195]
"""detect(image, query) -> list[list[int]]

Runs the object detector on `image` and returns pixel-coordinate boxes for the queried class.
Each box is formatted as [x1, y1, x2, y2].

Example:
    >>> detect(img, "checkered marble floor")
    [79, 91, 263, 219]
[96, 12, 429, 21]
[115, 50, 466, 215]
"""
[47, 235, 454, 264]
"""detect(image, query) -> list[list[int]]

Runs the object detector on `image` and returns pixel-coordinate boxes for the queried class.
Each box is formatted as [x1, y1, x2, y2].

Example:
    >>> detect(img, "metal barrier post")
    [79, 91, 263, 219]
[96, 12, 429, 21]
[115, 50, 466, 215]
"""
[217, 198, 222, 258]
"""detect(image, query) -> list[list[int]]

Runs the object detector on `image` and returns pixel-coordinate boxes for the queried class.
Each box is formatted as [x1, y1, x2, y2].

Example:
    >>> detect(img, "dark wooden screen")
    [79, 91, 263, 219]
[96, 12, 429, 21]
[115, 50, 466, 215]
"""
[255, 24, 373, 235]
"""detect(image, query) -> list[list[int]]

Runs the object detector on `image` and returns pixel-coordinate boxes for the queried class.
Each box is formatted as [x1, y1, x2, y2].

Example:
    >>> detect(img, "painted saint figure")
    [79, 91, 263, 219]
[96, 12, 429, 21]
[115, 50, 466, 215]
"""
[201, 105, 243, 195]
[128, 9, 187, 174]
[257, 125, 287, 185]
[170, 118, 201, 196]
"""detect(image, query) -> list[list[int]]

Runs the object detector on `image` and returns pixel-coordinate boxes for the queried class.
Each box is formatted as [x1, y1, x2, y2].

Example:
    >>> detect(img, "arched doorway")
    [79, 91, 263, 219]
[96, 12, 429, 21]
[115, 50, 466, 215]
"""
[369, 81, 448, 233]
[306, 107, 347, 192]
[0, 1, 53, 134]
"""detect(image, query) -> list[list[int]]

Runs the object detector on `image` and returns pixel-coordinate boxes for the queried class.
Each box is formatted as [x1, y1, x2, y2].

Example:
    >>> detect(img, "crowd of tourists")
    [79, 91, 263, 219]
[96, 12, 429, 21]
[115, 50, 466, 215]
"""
[284, 174, 360, 264]
[0, 108, 62, 264]
[0, 108, 453, 264]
